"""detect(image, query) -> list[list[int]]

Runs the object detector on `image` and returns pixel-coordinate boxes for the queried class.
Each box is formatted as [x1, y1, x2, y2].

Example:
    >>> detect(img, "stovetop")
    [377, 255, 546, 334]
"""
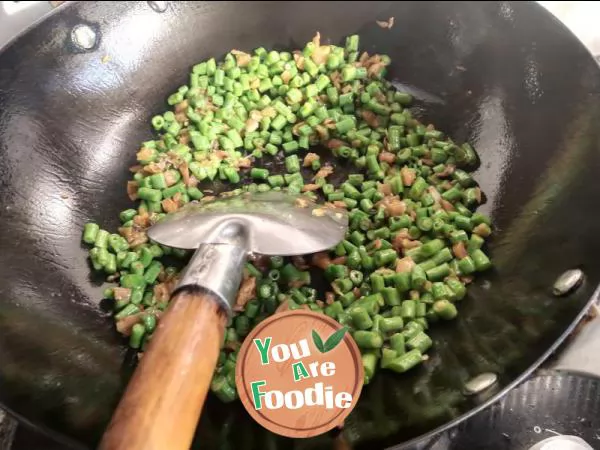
[1, 1, 600, 449]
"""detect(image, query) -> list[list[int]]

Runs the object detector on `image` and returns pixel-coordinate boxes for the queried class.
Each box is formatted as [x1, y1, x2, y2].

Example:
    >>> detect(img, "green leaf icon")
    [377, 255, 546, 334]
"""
[312, 327, 349, 353]
[312, 329, 325, 353]
[323, 326, 349, 353]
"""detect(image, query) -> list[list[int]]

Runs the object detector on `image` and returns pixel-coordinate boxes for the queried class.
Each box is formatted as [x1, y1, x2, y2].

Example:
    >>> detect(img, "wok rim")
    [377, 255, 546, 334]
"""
[0, 1, 72, 55]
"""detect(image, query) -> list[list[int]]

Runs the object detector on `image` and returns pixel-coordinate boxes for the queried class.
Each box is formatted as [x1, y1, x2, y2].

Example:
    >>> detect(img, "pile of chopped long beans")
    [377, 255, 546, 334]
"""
[82, 33, 492, 402]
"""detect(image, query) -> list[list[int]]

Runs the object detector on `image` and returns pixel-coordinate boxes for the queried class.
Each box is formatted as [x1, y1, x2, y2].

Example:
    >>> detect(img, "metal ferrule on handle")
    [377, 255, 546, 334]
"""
[176, 221, 249, 316]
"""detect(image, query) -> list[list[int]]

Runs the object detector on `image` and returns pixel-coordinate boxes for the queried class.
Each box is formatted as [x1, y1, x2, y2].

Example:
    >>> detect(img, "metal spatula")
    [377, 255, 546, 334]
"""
[100, 191, 348, 450]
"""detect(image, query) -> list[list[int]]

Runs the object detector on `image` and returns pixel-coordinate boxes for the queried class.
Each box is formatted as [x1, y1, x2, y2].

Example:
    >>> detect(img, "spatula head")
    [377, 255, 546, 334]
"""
[147, 191, 348, 256]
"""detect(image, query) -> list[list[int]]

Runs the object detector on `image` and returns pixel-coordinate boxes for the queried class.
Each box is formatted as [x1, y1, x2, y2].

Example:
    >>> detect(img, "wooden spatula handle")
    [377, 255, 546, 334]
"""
[99, 288, 227, 450]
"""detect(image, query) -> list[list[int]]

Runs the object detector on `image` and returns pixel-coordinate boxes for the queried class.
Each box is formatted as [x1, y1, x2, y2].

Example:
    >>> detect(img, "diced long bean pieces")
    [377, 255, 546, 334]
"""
[81, 32, 492, 398]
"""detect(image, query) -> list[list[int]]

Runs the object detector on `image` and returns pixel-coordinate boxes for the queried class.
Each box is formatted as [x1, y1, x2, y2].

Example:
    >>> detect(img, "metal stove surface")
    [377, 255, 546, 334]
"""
[404, 371, 600, 450]
[1, 1, 600, 449]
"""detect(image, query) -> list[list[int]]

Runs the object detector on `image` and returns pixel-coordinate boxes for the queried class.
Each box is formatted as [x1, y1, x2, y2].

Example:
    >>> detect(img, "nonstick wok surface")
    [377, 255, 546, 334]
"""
[1, 1, 600, 449]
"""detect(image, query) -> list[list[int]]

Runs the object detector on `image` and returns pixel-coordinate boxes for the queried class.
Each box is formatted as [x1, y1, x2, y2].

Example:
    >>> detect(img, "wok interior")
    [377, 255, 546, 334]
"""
[1, 1, 600, 448]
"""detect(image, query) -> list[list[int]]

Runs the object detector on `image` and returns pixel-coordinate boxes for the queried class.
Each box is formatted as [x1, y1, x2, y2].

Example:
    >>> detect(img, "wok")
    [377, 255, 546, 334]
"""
[0, 1, 599, 449]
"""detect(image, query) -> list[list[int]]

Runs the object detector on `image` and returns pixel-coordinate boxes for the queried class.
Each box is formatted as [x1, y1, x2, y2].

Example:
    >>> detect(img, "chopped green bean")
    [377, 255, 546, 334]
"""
[433, 299, 458, 320]
[83, 223, 100, 244]
[84, 33, 491, 396]
[402, 321, 424, 340]
[94, 229, 109, 248]
[362, 352, 378, 384]
[380, 316, 404, 333]
[353, 330, 383, 349]
[407, 331, 432, 353]
[381, 287, 401, 306]
[426, 263, 451, 281]
[351, 307, 373, 330]
[390, 333, 406, 356]
[386, 349, 423, 373]
[129, 323, 146, 349]
[471, 249, 492, 271]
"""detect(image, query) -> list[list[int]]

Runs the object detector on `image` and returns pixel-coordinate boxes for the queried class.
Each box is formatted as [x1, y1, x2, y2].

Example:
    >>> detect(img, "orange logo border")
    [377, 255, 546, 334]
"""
[235, 310, 364, 438]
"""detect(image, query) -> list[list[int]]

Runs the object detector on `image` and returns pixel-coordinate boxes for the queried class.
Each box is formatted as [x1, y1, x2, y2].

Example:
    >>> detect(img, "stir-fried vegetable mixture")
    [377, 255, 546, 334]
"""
[82, 33, 492, 402]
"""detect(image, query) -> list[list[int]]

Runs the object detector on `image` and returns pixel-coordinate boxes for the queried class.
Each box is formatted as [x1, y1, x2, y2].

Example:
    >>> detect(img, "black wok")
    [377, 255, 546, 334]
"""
[1, 1, 599, 449]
